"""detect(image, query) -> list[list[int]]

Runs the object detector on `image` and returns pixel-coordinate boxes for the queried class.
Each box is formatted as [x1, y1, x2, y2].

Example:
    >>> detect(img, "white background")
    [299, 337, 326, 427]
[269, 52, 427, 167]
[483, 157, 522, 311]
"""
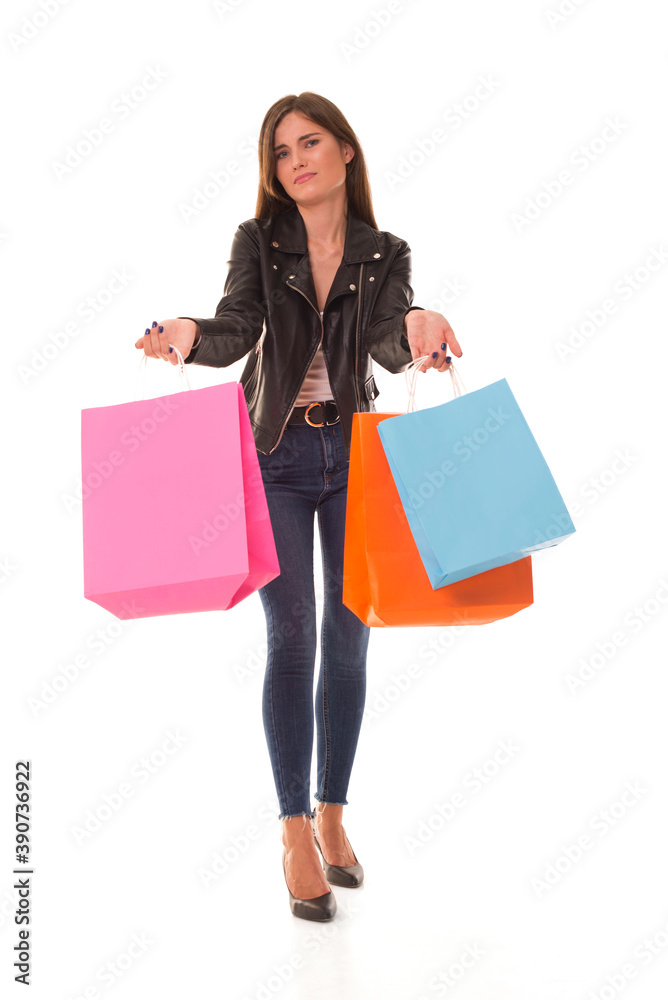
[3, 0, 667, 997]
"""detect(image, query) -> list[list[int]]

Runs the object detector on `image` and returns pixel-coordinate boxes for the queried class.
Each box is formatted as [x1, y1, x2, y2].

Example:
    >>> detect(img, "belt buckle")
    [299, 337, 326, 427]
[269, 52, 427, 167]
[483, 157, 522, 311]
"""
[325, 400, 340, 426]
[304, 400, 339, 427]
[305, 401, 326, 427]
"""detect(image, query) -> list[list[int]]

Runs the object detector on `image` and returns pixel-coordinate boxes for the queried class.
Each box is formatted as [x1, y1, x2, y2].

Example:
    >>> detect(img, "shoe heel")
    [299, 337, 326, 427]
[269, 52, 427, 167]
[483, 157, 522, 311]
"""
[312, 831, 365, 888]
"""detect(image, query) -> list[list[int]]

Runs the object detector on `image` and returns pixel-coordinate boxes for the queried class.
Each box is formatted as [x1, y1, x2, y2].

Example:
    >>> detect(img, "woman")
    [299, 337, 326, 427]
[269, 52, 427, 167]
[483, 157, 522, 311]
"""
[135, 92, 462, 921]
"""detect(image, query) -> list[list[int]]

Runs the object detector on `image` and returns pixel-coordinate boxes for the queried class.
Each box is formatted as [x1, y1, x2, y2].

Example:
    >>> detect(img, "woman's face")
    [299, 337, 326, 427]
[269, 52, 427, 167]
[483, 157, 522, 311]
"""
[273, 111, 354, 206]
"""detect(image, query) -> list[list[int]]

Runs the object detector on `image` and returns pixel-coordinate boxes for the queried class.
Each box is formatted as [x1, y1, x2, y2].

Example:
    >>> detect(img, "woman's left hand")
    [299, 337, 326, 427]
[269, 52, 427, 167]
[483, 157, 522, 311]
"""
[405, 310, 463, 372]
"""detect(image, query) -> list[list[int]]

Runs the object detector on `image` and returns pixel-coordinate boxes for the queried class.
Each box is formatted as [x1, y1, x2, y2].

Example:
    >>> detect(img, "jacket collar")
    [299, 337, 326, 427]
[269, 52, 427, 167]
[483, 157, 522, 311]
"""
[269, 202, 384, 264]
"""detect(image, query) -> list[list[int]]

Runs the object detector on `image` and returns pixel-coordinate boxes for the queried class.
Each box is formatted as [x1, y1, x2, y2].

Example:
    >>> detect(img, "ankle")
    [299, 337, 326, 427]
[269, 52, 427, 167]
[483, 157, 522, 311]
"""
[281, 813, 316, 849]
[312, 802, 344, 828]
[313, 802, 344, 837]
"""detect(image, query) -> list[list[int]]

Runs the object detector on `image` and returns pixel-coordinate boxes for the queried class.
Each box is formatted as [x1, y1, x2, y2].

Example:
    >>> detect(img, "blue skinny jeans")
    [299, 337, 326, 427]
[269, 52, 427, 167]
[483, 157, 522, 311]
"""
[256, 420, 370, 821]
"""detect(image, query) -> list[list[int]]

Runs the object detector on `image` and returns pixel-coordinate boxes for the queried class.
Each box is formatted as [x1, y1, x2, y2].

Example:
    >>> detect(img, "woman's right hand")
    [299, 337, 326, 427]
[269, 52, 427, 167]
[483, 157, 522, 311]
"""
[134, 319, 200, 365]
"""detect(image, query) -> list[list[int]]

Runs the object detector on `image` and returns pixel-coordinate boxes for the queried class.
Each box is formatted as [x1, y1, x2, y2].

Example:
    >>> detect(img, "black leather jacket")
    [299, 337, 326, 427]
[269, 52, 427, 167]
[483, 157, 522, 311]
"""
[179, 202, 423, 461]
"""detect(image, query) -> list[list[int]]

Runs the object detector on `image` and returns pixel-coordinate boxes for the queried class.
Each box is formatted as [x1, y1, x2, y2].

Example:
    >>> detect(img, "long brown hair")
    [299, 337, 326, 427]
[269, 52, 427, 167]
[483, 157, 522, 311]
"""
[254, 92, 378, 229]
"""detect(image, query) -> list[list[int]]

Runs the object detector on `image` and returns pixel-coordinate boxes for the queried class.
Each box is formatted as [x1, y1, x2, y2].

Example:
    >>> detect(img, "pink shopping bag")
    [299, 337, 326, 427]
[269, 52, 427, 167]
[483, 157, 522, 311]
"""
[81, 351, 279, 619]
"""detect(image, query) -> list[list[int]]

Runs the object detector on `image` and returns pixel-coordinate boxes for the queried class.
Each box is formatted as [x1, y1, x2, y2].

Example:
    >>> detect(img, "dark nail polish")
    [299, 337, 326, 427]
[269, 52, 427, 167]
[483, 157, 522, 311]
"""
[145, 329, 149, 335]
[169, 346, 173, 353]
[441, 343, 447, 350]
[158, 325, 163, 333]
[432, 351, 438, 358]
[446, 356, 452, 362]
[152, 321, 157, 328]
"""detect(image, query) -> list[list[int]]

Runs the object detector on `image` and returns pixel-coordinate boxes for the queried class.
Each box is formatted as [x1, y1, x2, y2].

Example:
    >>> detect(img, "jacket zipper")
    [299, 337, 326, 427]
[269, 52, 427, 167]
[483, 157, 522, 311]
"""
[354, 263, 363, 412]
[270, 267, 363, 454]
[269, 284, 326, 454]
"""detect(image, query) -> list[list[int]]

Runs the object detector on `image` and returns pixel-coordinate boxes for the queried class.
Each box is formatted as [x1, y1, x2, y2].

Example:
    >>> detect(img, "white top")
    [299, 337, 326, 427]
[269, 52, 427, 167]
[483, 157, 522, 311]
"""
[293, 309, 334, 407]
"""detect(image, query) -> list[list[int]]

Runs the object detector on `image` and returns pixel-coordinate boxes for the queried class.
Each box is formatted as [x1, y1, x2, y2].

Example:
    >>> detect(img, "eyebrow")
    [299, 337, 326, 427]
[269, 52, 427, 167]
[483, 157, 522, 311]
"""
[273, 132, 323, 154]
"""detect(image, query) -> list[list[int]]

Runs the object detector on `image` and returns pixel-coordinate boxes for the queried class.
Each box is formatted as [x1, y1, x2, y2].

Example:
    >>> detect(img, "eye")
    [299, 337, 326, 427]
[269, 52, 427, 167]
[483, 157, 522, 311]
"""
[276, 138, 319, 160]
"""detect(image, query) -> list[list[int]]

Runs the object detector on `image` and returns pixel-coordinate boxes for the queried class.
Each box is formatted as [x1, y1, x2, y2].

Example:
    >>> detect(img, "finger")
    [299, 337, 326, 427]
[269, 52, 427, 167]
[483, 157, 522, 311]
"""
[142, 328, 160, 359]
[151, 322, 171, 361]
[411, 346, 438, 373]
[443, 329, 463, 357]
[434, 344, 456, 371]
[137, 321, 164, 353]
[156, 328, 171, 361]
[410, 349, 429, 374]
[145, 323, 169, 361]
[431, 349, 449, 372]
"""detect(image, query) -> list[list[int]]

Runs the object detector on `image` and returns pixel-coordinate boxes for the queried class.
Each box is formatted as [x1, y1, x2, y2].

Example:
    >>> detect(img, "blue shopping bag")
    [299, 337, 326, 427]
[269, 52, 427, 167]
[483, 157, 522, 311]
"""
[376, 358, 575, 588]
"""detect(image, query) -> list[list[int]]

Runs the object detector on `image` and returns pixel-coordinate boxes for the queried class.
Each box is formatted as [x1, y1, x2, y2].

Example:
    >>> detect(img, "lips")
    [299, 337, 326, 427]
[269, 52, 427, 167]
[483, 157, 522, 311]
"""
[295, 173, 315, 184]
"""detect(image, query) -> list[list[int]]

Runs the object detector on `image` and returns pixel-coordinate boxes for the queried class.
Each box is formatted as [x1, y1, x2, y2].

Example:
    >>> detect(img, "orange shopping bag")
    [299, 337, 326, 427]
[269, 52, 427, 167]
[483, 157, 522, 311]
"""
[343, 411, 534, 627]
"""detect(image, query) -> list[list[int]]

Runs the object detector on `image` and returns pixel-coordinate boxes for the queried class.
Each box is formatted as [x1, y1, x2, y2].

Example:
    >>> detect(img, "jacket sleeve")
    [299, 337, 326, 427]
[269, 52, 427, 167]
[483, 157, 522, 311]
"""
[362, 240, 424, 374]
[179, 222, 264, 368]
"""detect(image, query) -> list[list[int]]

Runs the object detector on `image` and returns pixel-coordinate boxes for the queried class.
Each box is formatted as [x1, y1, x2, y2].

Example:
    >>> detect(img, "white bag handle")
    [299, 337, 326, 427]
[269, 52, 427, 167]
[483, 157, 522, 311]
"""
[135, 345, 191, 401]
[403, 355, 467, 413]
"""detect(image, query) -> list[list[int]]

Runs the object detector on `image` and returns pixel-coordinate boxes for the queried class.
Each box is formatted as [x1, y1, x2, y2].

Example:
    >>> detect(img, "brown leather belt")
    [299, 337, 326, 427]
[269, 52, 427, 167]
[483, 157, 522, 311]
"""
[287, 399, 340, 427]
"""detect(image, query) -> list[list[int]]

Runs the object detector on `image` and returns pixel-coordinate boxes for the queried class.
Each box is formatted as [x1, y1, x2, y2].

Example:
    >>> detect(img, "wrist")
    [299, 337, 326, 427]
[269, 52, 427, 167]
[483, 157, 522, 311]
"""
[178, 318, 202, 348]
[404, 306, 424, 334]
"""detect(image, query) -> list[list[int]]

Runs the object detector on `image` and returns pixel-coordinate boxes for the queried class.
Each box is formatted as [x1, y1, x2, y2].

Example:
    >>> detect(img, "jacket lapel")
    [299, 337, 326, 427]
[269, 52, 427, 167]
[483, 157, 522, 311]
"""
[269, 203, 383, 311]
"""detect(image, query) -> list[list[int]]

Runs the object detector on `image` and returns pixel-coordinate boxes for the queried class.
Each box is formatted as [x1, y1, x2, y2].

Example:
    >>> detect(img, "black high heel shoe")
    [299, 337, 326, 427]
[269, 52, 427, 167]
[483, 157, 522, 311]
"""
[312, 830, 364, 888]
[282, 849, 337, 921]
